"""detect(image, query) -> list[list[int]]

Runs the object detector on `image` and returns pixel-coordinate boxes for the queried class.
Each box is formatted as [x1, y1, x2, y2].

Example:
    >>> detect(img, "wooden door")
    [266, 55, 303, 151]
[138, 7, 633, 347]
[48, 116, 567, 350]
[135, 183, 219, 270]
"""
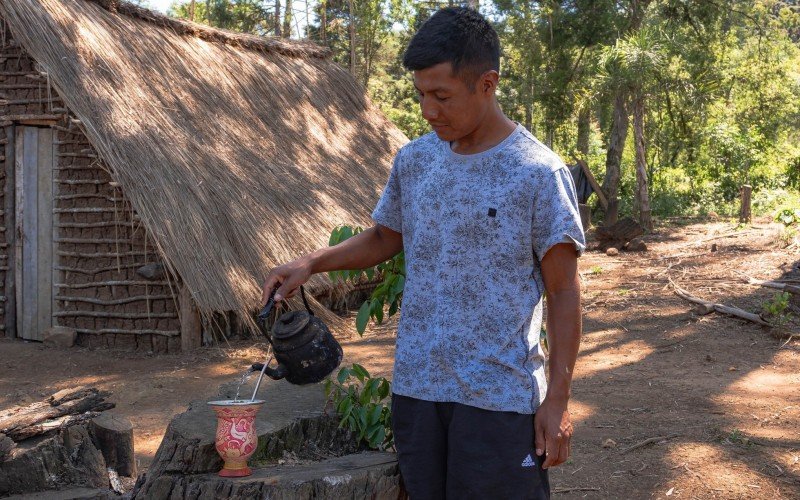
[14, 126, 54, 341]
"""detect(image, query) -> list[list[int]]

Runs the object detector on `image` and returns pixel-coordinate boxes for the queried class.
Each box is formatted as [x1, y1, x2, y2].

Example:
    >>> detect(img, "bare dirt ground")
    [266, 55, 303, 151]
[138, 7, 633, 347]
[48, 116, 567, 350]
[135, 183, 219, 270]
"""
[0, 218, 798, 499]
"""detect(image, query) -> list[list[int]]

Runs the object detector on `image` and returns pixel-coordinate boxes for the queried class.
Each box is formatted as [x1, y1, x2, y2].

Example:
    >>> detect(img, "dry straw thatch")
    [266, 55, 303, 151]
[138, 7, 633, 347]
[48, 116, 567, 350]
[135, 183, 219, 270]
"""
[0, 0, 407, 326]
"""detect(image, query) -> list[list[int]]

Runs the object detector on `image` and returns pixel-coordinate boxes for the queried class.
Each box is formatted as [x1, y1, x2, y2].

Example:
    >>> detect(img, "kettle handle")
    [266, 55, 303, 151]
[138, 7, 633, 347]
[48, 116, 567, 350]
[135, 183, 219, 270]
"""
[257, 285, 314, 325]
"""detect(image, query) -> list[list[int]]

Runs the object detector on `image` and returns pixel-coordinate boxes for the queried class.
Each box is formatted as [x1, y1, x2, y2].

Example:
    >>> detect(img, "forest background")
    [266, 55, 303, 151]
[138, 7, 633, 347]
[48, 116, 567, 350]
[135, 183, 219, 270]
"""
[152, 0, 799, 226]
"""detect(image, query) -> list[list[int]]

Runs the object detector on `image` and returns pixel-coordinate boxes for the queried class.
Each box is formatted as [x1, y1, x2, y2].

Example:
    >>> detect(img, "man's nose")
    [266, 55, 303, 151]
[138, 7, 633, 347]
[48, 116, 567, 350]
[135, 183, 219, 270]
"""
[420, 97, 439, 121]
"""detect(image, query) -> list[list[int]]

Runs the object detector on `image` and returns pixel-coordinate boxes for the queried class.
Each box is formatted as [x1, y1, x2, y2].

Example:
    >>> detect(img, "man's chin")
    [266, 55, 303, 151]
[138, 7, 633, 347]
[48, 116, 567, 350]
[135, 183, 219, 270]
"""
[432, 126, 456, 142]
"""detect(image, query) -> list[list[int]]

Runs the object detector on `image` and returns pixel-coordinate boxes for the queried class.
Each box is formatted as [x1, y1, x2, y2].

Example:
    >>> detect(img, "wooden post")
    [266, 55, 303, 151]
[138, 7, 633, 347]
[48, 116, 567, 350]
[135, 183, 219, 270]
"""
[4, 125, 15, 339]
[90, 412, 136, 477]
[179, 283, 201, 352]
[578, 203, 590, 232]
[739, 184, 752, 223]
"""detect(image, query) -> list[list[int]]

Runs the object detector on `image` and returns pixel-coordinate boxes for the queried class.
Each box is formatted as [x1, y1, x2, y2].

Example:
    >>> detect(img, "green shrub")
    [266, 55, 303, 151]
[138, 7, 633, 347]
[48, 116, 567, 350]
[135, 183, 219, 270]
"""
[324, 364, 393, 451]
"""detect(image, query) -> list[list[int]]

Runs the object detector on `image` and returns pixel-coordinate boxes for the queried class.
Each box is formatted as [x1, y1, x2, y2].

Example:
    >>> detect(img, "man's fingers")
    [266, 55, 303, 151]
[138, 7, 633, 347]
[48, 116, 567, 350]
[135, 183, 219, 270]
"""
[555, 432, 570, 466]
[274, 280, 299, 302]
[534, 418, 546, 458]
[262, 276, 280, 305]
[542, 432, 560, 469]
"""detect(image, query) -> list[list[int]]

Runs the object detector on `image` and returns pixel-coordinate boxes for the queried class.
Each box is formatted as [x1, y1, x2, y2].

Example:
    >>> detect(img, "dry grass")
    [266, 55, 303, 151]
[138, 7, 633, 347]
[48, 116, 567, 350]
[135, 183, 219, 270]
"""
[0, 0, 407, 329]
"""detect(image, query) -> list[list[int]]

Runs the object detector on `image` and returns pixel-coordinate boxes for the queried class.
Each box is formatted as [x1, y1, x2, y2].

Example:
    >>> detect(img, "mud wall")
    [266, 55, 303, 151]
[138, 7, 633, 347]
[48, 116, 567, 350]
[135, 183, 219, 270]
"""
[0, 23, 181, 352]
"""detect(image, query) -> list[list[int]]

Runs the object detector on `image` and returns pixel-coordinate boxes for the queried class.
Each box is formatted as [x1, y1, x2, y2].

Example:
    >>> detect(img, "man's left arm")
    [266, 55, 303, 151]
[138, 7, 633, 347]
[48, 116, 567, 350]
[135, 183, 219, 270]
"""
[535, 242, 581, 469]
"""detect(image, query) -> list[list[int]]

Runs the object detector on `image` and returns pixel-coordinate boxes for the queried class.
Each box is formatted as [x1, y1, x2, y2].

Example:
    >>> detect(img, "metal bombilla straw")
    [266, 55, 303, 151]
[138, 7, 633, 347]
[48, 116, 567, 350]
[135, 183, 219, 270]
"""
[250, 350, 272, 402]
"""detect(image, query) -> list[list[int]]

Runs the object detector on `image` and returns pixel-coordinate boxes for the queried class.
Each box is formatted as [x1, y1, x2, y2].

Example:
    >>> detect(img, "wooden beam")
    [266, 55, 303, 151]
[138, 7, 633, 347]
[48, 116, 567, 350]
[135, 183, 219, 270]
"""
[4, 125, 15, 339]
[573, 157, 608, 210]
[179, 283, 202, 352]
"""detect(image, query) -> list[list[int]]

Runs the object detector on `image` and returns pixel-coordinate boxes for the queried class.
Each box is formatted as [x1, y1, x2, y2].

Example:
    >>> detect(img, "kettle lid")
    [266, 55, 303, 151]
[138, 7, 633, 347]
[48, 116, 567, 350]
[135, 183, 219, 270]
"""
[272, 310, 312, 339]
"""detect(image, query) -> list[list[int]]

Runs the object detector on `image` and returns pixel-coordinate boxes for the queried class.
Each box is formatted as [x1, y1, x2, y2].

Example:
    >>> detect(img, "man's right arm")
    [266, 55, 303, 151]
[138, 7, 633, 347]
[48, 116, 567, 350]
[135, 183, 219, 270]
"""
[261, 224, 403, 304]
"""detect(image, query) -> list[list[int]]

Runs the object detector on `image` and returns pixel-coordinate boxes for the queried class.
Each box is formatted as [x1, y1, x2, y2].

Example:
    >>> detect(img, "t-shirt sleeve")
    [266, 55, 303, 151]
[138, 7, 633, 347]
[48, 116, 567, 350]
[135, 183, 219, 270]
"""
[371, 153, 403, 233]
[531, 165, 587, 262]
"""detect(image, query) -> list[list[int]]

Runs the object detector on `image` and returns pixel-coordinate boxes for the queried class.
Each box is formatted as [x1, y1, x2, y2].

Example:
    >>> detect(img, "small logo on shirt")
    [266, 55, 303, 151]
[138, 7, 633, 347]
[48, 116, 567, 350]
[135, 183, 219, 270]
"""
[521, 454, 535, 467]
[487, 208, 497, 217]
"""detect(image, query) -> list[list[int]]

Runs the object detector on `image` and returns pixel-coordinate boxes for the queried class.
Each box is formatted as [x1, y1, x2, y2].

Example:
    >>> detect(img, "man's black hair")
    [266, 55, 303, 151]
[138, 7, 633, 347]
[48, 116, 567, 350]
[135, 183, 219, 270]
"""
[403, 7, 500, 90]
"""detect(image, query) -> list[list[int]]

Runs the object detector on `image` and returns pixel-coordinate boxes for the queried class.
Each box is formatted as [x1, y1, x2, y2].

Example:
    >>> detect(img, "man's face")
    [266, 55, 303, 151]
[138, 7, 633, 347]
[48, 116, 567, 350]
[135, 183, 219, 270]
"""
[413, 62, 492, 142]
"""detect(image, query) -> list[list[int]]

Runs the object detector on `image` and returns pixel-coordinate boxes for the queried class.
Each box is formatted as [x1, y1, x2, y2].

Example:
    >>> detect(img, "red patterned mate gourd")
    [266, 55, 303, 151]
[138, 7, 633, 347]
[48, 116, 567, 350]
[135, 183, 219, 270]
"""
[207, 400, 265, 477]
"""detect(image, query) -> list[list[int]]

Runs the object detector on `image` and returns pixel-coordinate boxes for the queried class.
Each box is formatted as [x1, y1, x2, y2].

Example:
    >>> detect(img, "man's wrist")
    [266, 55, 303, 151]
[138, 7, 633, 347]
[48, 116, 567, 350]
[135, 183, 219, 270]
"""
[302, 252, 321, 275]
[544, 389, 571, 405]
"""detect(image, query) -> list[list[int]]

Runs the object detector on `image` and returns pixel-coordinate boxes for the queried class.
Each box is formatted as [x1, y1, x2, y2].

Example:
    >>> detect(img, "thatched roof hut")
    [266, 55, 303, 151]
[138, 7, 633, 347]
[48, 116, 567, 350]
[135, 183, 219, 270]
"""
[0, 0, 407, 333]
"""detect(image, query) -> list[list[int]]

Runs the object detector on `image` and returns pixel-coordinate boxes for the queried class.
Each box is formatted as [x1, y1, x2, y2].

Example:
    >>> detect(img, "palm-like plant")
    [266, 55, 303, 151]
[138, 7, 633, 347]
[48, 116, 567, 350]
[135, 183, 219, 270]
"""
[598, 27, 665, 230]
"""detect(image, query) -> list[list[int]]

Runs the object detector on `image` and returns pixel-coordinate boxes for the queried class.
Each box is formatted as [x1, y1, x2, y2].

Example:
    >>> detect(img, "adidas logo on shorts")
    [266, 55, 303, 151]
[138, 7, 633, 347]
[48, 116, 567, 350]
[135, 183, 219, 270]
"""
[521, 454, 535, 467]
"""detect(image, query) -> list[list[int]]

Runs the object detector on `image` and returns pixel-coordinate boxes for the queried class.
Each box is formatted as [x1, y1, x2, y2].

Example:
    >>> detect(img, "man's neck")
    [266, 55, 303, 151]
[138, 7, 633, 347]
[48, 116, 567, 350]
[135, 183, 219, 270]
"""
[451, 107, 517, 155]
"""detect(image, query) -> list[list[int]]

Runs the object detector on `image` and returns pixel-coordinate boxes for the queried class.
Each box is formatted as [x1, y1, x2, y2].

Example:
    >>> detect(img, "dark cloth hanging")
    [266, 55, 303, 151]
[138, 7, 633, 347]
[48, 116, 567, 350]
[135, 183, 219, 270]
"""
[569, 164, 595, 204]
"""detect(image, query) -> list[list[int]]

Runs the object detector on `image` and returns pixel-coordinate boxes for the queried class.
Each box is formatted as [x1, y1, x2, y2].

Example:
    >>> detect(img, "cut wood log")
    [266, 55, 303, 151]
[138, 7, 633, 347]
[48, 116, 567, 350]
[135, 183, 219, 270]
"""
[596, 217, 644, 251]
[91, 413, 136, 477]
[11, 412, 101, 441]
[672, 283, 771, 327]
[0, 387, 113, 441]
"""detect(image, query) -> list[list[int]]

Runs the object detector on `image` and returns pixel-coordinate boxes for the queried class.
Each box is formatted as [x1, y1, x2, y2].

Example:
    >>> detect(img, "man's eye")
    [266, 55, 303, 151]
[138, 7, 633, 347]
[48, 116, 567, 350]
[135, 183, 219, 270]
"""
[437, 96, 450, 102]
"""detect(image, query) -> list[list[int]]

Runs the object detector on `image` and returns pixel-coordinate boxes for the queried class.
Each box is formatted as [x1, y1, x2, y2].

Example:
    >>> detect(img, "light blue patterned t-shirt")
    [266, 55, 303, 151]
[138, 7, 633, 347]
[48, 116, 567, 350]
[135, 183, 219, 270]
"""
[372, 124, 586, 414]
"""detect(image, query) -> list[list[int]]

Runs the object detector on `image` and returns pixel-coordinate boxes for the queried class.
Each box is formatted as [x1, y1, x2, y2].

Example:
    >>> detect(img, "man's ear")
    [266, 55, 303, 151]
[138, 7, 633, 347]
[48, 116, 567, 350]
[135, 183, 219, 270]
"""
[481, 70, 499, 95]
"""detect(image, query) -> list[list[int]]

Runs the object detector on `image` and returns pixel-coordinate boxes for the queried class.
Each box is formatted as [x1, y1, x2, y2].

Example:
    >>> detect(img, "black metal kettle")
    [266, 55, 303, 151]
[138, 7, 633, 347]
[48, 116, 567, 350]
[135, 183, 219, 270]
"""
[252, 286, 343, 385]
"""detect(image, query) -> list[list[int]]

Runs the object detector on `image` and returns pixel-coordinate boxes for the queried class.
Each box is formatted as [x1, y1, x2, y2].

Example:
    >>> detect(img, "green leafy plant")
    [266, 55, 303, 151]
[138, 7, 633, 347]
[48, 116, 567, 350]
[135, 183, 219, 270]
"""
[328, 225, 405, 335]
[590, 265, 603, 275]
[324, 364, 393, 450]
[776, 208, 800, 226]
[761, 292, 792, 327]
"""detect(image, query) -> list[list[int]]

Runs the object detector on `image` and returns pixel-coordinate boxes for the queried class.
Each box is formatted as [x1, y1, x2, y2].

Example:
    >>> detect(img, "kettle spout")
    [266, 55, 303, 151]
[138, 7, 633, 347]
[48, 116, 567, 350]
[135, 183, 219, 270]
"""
[250, 362, 288, 381]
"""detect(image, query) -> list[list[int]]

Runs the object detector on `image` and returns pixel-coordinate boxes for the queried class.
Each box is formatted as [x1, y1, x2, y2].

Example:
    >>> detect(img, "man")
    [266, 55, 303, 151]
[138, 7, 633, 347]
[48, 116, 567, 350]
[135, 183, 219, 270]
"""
[262, 7, 585, 499]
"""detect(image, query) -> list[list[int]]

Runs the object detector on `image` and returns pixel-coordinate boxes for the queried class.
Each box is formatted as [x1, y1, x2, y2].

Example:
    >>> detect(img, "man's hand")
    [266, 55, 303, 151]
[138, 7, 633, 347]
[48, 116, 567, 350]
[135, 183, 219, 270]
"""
[262, 257, 313, 304]
[261, 225, 403, 306]
[536, 241, 581, 469]
[534, 397, 573, 469]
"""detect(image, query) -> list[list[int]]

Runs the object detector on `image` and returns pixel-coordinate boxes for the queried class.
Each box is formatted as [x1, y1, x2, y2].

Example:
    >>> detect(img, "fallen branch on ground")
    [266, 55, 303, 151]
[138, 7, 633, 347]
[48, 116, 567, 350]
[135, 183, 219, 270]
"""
[553, 487, 601, 493]
[671, 281, 771, 327]
[621, 434, 680, 454]
[745, 277, 800, 295]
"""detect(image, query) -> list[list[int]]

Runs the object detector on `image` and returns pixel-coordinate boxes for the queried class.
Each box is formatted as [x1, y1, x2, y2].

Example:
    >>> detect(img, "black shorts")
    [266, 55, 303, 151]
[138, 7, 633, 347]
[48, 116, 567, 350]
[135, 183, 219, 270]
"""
[391, 394, 550, 500]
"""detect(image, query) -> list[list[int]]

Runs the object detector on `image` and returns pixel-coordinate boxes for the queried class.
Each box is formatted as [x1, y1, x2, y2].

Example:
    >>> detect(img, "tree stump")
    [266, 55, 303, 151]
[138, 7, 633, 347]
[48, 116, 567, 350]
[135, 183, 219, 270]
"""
[596, 217, 645, 251]
[739, 184, 752, 223]
[91, 412, 136, 477]
[0, 424, 108, 496]
[136, 452, 402, 499]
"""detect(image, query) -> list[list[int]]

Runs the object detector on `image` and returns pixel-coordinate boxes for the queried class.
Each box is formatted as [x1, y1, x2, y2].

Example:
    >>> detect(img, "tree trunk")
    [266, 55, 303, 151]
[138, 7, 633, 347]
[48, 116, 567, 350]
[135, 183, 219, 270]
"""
[632, 94, 652, 231]
[282, 0, 291, 38]
[603, 91, 628, 226]
[348, 0, 356, 77]
[189, 0, 196, 21]
[320, 0, 327, 43]
[739, 184, 752, 223]
[274, 0, 281, 37]
[576, 106, 590, 157]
